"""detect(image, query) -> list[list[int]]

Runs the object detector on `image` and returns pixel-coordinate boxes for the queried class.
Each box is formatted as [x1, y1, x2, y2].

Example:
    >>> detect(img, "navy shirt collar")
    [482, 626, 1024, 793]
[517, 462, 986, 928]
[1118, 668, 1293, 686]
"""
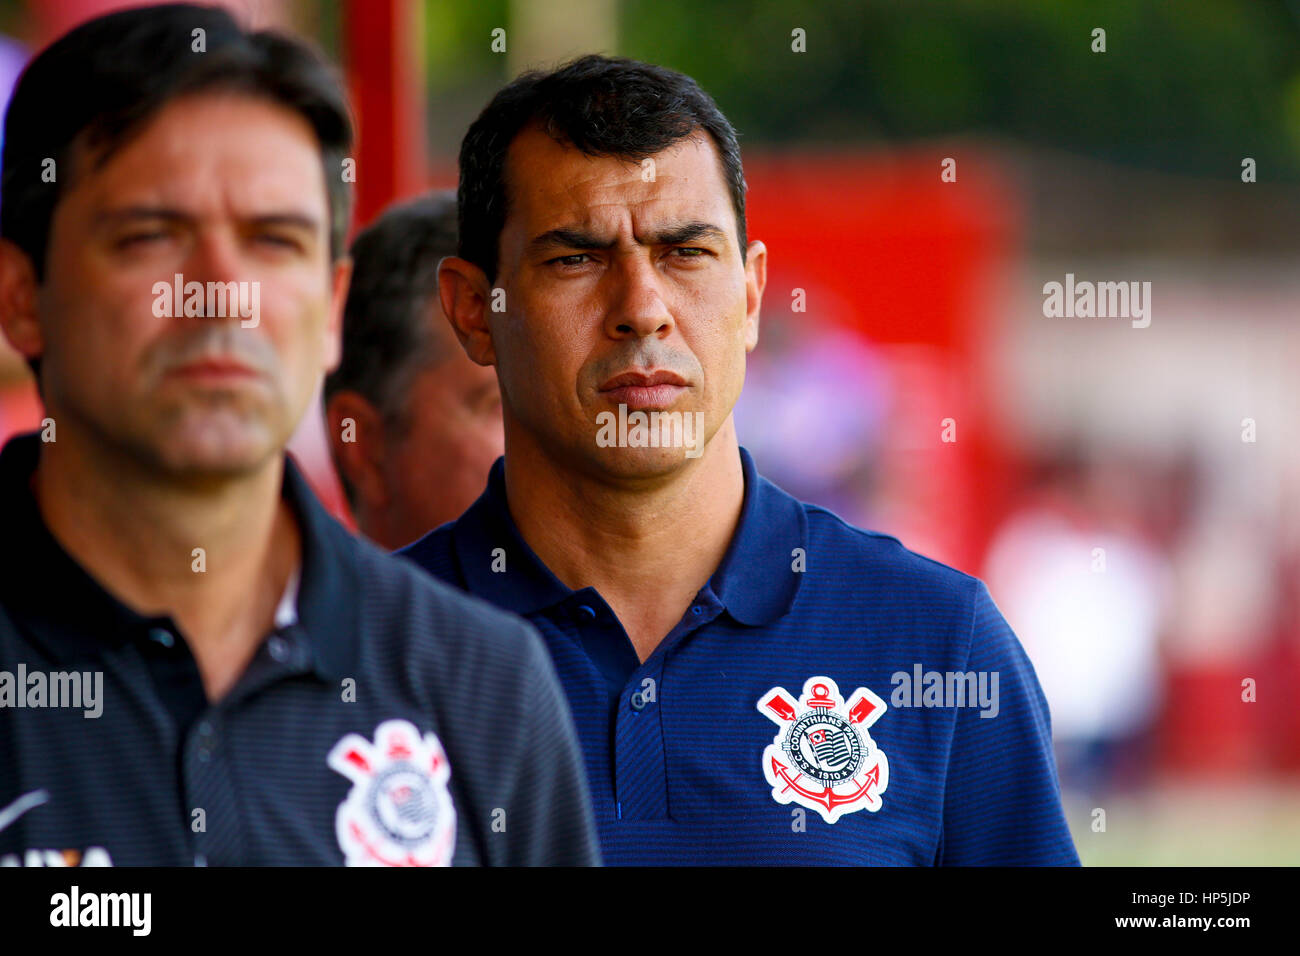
[0, 431, 357, 680]
[452, 446, 806, 626]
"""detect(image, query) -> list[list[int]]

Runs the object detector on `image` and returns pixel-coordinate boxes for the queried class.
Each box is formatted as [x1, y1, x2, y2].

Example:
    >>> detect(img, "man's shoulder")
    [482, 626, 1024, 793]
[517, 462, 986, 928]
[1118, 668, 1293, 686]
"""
[796, 496, 982, 602]
[317, 518, 544, 698]
[348, 526, 526, 646]
[395, 520, 459, 582]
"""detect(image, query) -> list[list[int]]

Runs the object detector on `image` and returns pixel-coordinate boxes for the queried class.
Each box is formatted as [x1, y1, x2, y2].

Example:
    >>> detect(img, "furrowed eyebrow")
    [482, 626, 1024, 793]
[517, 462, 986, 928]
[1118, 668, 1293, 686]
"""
[528, 220, 729, 255]
[92, 206, 189, 228]
[92, 207, 321, 233]
[645, 221, 729, 246]
[528, 227, 616, 255]
[246, 213, 321, 233]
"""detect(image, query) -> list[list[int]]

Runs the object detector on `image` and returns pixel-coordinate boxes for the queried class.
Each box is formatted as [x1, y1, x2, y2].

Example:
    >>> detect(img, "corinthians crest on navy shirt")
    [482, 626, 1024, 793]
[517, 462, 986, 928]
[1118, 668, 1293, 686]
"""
[404, 447, 1082, 865]
[328, 720, 457, 866]
[758, 676, 889, 824]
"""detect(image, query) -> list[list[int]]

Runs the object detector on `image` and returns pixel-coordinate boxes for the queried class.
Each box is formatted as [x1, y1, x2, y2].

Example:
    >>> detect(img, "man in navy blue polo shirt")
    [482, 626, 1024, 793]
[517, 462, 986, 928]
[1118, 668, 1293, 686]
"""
[402, 55, 1080, 865]
[0, 5, 598, 867]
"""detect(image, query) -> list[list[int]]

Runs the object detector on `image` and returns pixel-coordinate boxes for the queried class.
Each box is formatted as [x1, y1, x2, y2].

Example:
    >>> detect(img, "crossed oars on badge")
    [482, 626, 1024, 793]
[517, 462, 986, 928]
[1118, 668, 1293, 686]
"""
[761, 683, 883, 811]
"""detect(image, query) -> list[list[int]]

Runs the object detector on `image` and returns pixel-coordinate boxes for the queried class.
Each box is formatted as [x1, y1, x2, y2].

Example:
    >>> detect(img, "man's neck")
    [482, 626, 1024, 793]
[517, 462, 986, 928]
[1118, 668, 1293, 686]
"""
[33, 427, 301, 701]
[504, 420, 745, 662]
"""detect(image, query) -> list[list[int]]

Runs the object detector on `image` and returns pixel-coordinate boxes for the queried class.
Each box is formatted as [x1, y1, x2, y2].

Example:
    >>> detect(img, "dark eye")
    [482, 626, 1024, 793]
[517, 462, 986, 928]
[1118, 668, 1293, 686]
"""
[256, 234, 301, 250]
[673, 247, 709, 258]
[117, 232, 166, 248]
[551, 253, 589, 266]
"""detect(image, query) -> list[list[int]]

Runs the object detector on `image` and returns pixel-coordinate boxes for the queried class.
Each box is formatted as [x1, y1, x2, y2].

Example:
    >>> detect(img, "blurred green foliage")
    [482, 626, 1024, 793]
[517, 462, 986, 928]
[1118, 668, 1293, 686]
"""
[2, 0, 1295, 177]
[426, 0, 1300, 178]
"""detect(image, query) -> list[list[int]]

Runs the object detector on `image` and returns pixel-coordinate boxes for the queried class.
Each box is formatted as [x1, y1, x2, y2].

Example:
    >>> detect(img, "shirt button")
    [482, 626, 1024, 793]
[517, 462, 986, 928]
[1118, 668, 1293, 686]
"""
[196, 720, 216, 761]
[630, 690, 646, 711]
[577, 605, 597, 621]
[691, 605, 704, 616]
[148, 627, 175, 648]
[267, 635, 290, 662]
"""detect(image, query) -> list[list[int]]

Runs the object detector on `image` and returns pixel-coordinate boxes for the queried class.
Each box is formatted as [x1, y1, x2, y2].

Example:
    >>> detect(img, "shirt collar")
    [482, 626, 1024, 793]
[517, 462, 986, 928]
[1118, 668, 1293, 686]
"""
[452, 446, 806, 626]
[281, 451, 358, 680]
[711, 447, 808, 625]
[0, 431, 356, 680]
[451, 456, 574, 617]
[274, 563, 301, 629]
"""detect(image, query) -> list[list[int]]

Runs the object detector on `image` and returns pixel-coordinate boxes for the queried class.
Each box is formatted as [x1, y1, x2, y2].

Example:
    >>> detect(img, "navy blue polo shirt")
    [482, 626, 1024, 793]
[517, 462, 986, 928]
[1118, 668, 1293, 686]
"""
[0, 432, 599, 866]
[401, 448, 1080, 865]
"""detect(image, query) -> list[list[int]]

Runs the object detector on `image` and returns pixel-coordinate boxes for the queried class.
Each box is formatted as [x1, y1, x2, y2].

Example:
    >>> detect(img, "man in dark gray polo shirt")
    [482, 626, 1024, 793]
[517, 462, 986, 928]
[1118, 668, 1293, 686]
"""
[0, 3, 598, 867]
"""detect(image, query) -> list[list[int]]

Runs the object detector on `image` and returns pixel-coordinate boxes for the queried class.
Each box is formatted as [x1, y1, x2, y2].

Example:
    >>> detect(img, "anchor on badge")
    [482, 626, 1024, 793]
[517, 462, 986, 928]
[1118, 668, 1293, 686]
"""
[757, 676, 890, 825]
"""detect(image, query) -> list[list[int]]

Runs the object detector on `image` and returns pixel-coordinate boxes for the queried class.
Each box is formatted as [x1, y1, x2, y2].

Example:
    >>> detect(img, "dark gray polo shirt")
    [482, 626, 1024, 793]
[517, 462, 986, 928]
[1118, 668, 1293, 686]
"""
[0, 432, 600, 866]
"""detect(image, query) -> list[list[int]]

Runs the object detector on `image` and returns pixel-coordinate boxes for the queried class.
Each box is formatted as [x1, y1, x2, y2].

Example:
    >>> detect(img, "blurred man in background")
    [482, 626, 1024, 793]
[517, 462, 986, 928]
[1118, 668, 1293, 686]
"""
[324, 192, 502, 550]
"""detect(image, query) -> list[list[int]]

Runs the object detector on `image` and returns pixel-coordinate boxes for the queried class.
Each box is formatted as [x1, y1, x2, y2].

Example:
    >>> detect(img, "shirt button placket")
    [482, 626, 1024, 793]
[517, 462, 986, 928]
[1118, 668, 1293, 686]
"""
[613, 658, 669, 821]
[184, 714, 242, 866]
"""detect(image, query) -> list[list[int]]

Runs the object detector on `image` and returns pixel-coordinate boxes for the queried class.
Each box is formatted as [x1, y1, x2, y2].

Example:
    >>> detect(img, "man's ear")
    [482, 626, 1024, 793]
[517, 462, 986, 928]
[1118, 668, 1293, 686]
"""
[323, 256, 353, 374]
[0, 239, 43, 360]
[324, 391, 389, 514]
[438, 256, 496, 367]
[743, 239, 767, 352]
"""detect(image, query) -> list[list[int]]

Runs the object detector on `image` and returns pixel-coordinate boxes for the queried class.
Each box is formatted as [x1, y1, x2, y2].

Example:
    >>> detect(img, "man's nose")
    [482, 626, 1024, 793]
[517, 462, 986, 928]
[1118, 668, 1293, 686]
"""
[604, 256, 674, 340]
[182, 231, 246, 319]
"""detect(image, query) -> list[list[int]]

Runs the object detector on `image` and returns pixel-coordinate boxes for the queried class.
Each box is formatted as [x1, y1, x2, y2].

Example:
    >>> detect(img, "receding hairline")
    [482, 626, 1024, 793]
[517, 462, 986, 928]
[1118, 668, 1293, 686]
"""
[76, 90, 331, 194]
[44, 89, 344, 270]
[499, 124, 745, 256]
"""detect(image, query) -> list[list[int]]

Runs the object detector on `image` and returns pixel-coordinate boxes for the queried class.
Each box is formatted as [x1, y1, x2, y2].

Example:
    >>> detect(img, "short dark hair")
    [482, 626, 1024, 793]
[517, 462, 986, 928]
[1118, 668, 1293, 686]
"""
[1, 2, 354, 284]
[323, 191, 459, 508]
[457, 54, 747, 282]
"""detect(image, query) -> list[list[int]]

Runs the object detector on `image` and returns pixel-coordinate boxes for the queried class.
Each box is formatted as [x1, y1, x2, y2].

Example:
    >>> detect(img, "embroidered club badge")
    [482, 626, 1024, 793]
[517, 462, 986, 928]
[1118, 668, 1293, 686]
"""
[757, 676, 889, 824]
[328, 719, 456, 866]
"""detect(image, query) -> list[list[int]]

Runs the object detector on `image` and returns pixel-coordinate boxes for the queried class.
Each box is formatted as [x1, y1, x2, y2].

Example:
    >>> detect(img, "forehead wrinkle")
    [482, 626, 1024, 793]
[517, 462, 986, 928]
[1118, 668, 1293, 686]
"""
[535, 185, 726, 242]
[507, 129, 736, 255]
[516, 129, 711, 202]
[87, 182, 322, 237]
[85, 152, 325, 235]
[81, 96, 327, 217]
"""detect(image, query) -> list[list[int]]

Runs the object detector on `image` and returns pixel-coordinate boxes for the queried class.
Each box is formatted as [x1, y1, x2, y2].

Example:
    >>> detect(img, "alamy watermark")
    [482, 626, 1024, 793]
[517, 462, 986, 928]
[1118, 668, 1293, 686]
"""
[596, 404, 705, 458]
[0, 665, 103, 718]
[152, 273, 260, 327]
[890, 664, 999, 718]
[1042, 273, 1151, 328]
[50, 886, 151, 936]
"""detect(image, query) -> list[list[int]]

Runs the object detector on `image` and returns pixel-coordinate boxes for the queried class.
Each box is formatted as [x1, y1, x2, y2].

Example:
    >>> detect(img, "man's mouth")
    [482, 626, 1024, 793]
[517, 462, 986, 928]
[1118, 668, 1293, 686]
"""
[165, 357, 263, 384]
[598, 370, 690, 410]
